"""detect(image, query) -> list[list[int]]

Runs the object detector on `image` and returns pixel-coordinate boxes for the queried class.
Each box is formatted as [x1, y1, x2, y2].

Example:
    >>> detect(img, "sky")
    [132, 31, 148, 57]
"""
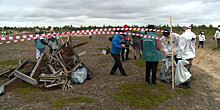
[0, 0, 220, 27]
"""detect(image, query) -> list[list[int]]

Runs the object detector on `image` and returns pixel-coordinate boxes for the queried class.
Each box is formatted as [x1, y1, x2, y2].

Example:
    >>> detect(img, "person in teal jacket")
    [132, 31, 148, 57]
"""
[34, 31, 48, 56]
[141, 25, 162, 85]
[110, 32, 127, 76]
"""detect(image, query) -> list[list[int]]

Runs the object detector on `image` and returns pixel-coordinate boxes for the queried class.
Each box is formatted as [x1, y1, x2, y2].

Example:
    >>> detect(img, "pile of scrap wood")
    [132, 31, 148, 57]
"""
[0, 41, 93, 95]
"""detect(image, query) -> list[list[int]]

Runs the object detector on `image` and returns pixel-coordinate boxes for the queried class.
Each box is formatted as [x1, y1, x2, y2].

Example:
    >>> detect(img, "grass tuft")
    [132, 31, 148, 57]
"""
[52, 96, 94, 108]
[127, 70, 136, 75]
[134, 59, 162, 68]
[108, 83, 193, 109]
[212, 47, 220, 50]
[0, 60, 19, 66]
[13, 83, 41, 95]
[96, 47, 108, 50]
[134, 59, 145, 67]
[90, 53, 102, 57]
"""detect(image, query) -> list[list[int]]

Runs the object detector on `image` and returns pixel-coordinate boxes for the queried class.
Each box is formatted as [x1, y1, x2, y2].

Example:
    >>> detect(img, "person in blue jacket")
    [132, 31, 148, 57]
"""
[141, 25, 162, 85]
[110, 31, 127, 76]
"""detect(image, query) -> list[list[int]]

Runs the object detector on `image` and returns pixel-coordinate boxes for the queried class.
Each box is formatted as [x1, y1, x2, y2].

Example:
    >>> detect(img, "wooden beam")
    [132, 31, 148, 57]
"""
[55, 54, 68, 72]
[8, 60, 29, 79]
[46, 82, 64, 88]
[30, 53, 44, 78]
[14, 70, 38, 86]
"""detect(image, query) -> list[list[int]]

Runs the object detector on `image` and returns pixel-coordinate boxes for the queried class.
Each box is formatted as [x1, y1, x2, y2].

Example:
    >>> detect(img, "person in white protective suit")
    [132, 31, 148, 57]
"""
[161, 29, 180, 62]
[177, 25, 196, 72]
[198, 32, 205, 48]
[176, 25, 196, 89]
[213, 27, 220, 48]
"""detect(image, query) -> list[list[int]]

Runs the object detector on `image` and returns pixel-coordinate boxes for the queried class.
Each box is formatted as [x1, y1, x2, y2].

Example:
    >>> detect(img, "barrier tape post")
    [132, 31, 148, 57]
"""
[170, 16, 174, 89]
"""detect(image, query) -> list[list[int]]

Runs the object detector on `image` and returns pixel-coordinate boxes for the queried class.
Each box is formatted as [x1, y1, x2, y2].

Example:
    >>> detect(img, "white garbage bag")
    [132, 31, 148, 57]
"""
[175, 59, 191, 86]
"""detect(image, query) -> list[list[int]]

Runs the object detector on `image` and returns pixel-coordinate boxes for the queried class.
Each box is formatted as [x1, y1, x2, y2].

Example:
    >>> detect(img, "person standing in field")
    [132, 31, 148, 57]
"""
[177, 25, 196, 72]
[176, 25, 196, 88]
[48, 27, 59, 54]
[198, 32, 205, 48]
[213, 27, 220, 48]
[121, 24, 130, 61]
[132, 26, 142, 60]
[34, 28, 41, 60]
[141, 25, 162, 85]
[161, 29, 180, 63]
[110, 31, 127, 76]
[34, 30, 48, 56]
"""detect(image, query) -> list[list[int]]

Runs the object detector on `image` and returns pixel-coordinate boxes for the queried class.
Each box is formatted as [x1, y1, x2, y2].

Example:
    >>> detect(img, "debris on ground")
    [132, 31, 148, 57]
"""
[0, 41, 93, 95]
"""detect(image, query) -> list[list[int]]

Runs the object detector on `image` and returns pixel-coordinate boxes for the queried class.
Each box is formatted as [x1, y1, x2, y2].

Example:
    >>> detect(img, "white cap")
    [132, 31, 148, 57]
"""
[201, 32, 204, 34]
[183, 25, 191, 29]
[218, 27, 220, 30]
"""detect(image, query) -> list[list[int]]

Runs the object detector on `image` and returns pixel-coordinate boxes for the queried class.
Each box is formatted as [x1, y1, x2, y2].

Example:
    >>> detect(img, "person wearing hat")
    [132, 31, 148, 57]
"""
[161, 29, 180, 62]
[198, 32, 205, 48]
[48, 27, 59, 54]
[177, 25, 196, 71]
[213, 27, 220, 48]
[121, 24, 130, 61]
[34, 28, 41, 59]
[110, 31, 127, 76]
[34, 29, 48, 57]
[176, 25, 196, 88]
[141, 25, 162, 85]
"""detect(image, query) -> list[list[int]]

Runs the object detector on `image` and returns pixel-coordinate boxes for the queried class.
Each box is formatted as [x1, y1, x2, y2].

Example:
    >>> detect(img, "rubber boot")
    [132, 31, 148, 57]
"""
[134, 56, 137, 60]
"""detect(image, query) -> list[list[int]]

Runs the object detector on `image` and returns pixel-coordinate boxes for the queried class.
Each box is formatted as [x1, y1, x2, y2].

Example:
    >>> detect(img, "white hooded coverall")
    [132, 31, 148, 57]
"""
[161, 33, 180, 55]
[177, 29, 196, 59]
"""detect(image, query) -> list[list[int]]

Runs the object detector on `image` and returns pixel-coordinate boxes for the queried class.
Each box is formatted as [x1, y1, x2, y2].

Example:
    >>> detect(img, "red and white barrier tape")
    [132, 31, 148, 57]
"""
[0, 31, 164, 45]
[0, 28, 167, 41]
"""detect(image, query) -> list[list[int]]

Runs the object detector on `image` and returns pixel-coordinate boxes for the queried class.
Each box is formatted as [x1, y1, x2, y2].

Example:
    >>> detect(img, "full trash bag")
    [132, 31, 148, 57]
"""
[70, 68, 87, 84]
[160, 57, 176, 83]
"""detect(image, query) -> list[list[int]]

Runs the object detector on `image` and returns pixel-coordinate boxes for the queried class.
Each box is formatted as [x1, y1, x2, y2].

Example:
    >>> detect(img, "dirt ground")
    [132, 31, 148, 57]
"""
[0, 34, 220, 110]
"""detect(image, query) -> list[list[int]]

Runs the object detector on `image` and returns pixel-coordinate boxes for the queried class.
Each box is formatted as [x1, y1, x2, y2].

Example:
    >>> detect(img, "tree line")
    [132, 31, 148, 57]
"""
[0, 24, 219, 36]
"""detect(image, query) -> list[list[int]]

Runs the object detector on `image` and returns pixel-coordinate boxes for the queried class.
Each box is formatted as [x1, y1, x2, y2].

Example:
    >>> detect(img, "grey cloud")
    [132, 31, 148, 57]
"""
[1, 0, 220, 27]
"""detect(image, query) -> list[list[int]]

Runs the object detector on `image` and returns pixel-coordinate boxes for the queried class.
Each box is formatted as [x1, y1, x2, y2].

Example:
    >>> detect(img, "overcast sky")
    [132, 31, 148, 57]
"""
[0, 0, 219, 27]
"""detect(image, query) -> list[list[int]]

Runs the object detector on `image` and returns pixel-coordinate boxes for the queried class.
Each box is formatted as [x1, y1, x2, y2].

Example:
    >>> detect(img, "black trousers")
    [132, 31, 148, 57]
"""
[110, 54, 126, 75]
[121, 48, 129, 60]
[198, 41, 204, 48]
[145, 61, 159, 84]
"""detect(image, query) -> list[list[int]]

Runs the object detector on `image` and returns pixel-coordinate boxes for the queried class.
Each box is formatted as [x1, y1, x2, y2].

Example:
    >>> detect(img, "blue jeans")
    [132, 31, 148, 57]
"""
[38, 48, 45, 55]
[49, 45, 57, 54]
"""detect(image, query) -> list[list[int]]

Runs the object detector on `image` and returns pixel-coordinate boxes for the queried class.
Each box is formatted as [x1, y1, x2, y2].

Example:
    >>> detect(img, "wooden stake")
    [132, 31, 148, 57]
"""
[58, 35, 64, 44]
[170, 16, 174, 89]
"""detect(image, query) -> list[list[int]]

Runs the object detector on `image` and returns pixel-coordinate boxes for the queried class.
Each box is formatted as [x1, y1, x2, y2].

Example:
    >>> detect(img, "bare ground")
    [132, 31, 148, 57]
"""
[0, 35, 219, 110]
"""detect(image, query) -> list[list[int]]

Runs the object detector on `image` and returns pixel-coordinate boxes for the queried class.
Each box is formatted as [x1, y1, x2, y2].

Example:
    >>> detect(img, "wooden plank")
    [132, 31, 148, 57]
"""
[55, 54, 68, 72]
[47, 59, 56, 74]
[30, 53, 44, 78]
[8, 60, 29, 79]
[72, 42, 88, 48]
[58, 52, 65, 65]
[0, 70, 10, 77]
[39, 79, 53, 82]
[53, 68, 64, 75]
[78, 51, 87, 57]
[46, 82, 64, 88]
[0, 77, 23, 94]
[14, 70, 38, 86]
